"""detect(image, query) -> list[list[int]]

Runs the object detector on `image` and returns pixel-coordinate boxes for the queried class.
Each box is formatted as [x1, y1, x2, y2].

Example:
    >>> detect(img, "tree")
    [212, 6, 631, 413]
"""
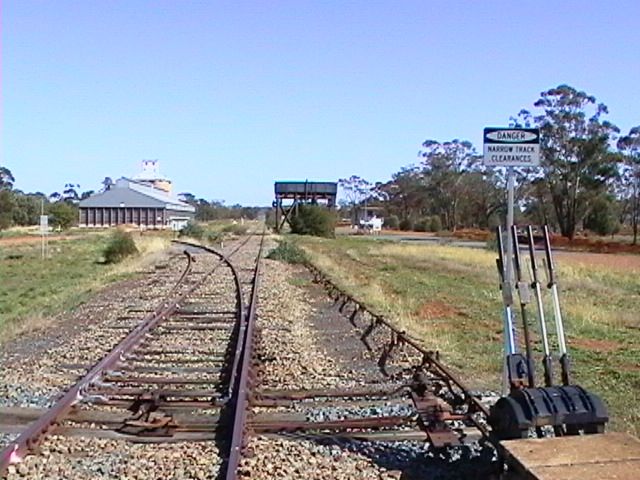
[522, 177, 556, 228]
[618, 126, 640, 244]
[0, 190, 16, 229]
[62, 183, 81, 204]
[375, 167, 426, 222]
[418, 139, 480, 230]
[338, 175, 372, 223]
[101, 177, 114, 192]
[584, 194, 620, 236]
[456, 169, 503, 228]
[49, 202, 77, 229]
[12, 193, 44, 226]
[289, 204, 336, 238]
[515, 85, 620, 239]
[179, 192, 197, 205]
[80, 190, 95, 200]
[0, 166, 15, 190]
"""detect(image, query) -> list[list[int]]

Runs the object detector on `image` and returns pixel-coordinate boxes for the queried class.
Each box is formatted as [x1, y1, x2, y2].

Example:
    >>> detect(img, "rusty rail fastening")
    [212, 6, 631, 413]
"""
[304, 261, 492, 440]
[0, 235, 256, 473]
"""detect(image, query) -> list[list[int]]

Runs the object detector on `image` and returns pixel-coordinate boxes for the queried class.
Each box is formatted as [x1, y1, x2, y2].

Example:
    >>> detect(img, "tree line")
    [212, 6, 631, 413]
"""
[340, 85, 640, 242]
[0, 169, 85, 230]
[176, 192, 265, 221]
[0, 170, 264, 231]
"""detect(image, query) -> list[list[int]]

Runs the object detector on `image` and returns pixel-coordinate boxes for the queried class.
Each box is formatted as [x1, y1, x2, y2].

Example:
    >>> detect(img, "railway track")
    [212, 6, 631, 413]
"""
[1, 233, 265, 479]
[2, 232, 638, 479]
[225, 258, 499, 479]
[224, 252, 640, 480]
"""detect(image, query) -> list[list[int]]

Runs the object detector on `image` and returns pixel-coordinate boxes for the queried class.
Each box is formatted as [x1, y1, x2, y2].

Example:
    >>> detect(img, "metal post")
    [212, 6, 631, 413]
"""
[543, 225, 571, 385]
[502, 167, 516, 393]
[511, 225, 535, 388]
[41, 200, 45, 260]
[505, 167, 515, 292]
[527, 225, 553, 386]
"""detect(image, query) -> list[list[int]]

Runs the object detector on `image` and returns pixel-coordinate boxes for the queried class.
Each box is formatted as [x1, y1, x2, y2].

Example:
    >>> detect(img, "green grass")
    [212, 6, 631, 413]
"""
[287, 277, 310, 287]
[266, 239, 308, 264]
[295, 235, 640, 437]
[0, 233, 169, 342]
[187, 220, 260, 245]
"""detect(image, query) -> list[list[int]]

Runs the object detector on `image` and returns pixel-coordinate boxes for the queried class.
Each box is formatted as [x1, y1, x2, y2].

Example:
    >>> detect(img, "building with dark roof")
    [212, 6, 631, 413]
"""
[78, 177, 195, 230]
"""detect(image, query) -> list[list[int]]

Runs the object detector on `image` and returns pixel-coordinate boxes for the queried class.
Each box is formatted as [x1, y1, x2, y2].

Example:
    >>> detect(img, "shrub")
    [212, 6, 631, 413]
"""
[48, 202, 77, 230]
[584, 196, 620, 236]
[266, 240, 307, 264]
[429, 215, 443, 232]
[103, 230, 138, 264]
[206, 231, 223, 244]
[398, 218, 414, 231]
[414, 217, 429, 232]
[179, 222, 205, 240]
[221, 223, 248, 235]
[485, 234, 499, 251]
[265, 209, 276, 229]
[0, 190, 15, 230]
[289, 205, 336, 238]
[384, 215, 399, 229]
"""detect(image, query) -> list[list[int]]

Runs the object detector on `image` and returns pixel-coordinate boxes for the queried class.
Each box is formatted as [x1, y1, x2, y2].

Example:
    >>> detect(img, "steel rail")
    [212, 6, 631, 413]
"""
[224, 232, 265, 480]
[305, 262, 491, 436]
[172, 239, 249, 400]
[0, 236, 252, 472]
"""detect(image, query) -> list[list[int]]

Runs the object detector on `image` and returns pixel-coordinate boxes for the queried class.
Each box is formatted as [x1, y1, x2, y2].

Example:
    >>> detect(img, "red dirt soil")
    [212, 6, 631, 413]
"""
[570, 337, 622, 353]
[0, 235, 81, 246]
[550, 235, 640, 254]
[555, 251, 640, 272]
[415, 300, 466, 320]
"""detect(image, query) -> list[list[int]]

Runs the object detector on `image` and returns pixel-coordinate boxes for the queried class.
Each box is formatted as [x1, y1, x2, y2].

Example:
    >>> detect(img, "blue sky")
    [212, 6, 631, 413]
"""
[3, 1, 640, 205]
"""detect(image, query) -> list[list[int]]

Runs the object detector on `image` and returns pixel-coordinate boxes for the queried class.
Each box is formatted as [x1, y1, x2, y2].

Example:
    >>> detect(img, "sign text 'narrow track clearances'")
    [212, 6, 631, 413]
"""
[483, 127, 540, 167]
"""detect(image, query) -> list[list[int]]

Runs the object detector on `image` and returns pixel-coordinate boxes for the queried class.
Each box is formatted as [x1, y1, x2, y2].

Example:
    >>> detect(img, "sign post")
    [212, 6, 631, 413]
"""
[484, 127, 540, 393]
[40, 213, 49, 260]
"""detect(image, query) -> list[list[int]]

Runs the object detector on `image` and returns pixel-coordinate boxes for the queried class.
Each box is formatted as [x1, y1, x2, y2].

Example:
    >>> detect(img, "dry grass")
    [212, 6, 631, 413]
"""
[0, 312, 48, 343]
[109, 236, 170, 276]
[0, 233, 171, 343]
[304, 240, 466, 378]
[296, 235, 640, 436]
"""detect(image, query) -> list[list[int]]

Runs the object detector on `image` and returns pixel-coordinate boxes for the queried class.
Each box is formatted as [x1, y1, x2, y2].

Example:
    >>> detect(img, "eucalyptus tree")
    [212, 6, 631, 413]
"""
[0, 166, 14, 190]
[457, 168, 504, 228]
[101, 177, 114, 192]
[617, 126, 640, 244]
[514, 85, 620, 239]
[374, 167, 426, 222]
[62, 183, 81, 203]
[418, 139, 481, 230]
[338, 175, 373, 223]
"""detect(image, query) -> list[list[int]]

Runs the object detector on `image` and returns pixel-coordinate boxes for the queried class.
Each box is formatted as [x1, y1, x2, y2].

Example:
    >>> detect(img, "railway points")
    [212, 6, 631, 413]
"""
[0, 230, 638, 479]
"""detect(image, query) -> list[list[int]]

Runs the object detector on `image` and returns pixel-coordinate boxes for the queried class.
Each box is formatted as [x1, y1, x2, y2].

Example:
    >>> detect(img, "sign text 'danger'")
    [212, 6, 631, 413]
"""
[483, 127, 540, 167]
[485, 130, 538, 143]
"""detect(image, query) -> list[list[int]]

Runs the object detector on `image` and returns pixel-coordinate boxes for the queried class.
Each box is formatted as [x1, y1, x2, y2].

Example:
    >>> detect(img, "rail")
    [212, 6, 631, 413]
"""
[225, 232, 265, 480]
[305, 261, 491, 438]
[0, 235, 255, 473]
